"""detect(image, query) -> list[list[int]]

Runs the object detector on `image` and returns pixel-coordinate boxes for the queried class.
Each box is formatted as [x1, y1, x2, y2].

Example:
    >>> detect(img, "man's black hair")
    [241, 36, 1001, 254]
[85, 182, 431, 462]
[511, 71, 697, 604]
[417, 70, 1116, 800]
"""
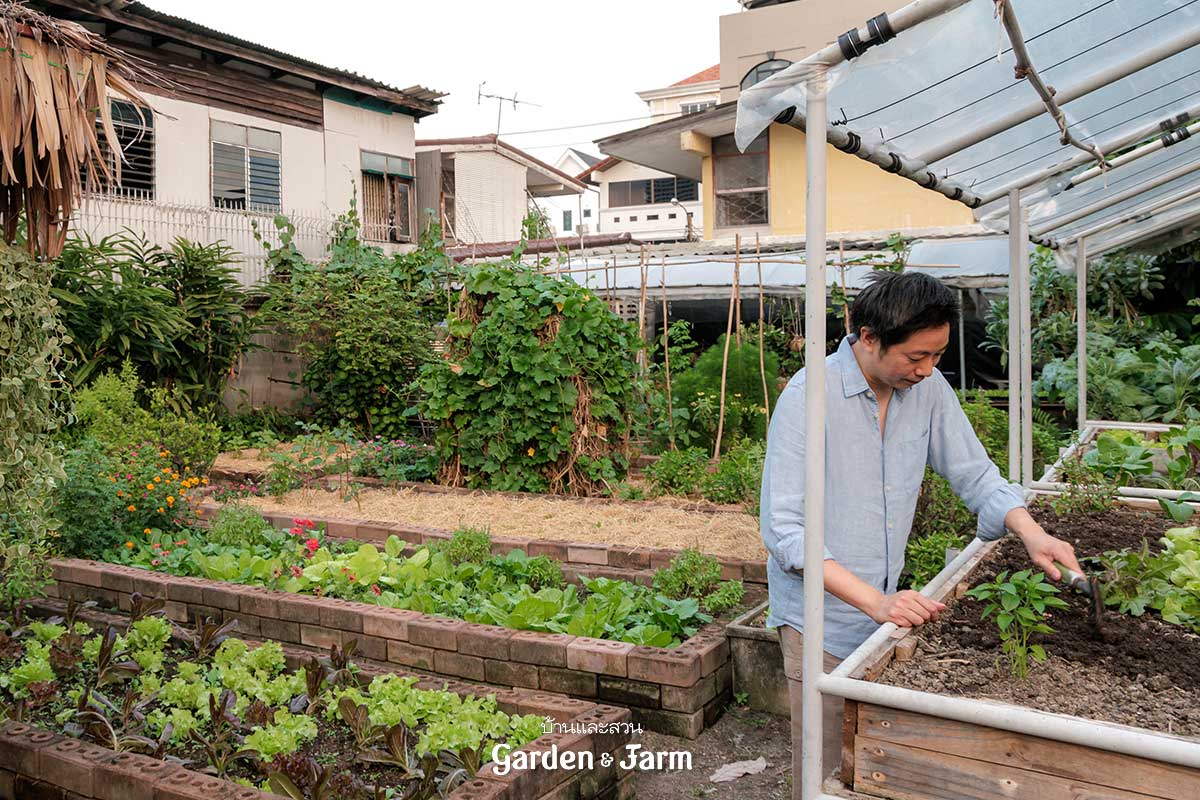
[849, 271, 959, 349]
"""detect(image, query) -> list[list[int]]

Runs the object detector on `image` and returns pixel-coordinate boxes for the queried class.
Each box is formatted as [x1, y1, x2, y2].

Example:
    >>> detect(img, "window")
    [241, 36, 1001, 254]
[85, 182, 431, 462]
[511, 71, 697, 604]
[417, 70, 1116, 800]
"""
[681, 101, 717, 116]
[361, 151, 414, 242]
[608, 176, 698, 207]
[613, 216, 621, 223]
[646, 214, 659, 221]
[87, 99, 154, 198]
[740, 59, 792, 90]
[211, 120, 281, 210]
[583, 208, 592, 218]
[669, 213, 677, 219]
[714, 131, 769, 227]
[629, 216, 638, 222]
[563, 210, 573, 232]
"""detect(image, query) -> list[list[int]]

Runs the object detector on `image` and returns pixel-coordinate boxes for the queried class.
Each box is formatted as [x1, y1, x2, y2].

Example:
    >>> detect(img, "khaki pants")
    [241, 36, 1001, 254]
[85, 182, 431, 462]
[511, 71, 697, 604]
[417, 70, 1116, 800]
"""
[779, 625, 844, 799]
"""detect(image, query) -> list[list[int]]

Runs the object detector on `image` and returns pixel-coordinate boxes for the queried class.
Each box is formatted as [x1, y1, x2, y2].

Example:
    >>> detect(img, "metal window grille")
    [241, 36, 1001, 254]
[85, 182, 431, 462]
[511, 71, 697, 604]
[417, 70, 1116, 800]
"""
[714, 132, 769, 226]
[360, 150, 415, 243]
[681, 101, 717, 115]
[608, 176, 698, 208]
[86, 99, 155, 199]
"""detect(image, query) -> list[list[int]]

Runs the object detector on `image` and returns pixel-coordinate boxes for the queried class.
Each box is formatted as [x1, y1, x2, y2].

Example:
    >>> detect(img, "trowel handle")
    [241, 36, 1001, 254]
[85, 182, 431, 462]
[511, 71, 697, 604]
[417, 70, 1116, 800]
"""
[1053, 561, 1094, 597]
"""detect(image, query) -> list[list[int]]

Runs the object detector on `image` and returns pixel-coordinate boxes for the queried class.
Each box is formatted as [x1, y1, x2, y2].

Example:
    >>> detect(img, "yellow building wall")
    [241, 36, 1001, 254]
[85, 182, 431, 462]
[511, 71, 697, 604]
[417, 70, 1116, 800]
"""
[701, 124, 974, 239]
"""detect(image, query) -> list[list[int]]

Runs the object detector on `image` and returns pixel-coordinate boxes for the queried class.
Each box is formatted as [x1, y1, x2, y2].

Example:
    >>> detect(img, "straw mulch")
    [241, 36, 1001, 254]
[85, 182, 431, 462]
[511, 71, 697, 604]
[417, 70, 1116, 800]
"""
[0, 2, 160, 258]
[242, 487, 767, 561]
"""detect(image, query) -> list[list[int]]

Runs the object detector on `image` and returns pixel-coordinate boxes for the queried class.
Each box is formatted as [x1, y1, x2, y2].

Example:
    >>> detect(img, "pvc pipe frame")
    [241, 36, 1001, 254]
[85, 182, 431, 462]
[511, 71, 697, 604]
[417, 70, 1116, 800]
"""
[977, 99, 1200, 207]
[1076, 238, 1087, 432]
[1090, 201, 1200, 256]
[1060, 183, 1200, 245]
[914, 23, 1200, 166]
[1007, 190, 1022, 484]
[1030, 159, 1200, 237]
[1065, 118, 1200, 191]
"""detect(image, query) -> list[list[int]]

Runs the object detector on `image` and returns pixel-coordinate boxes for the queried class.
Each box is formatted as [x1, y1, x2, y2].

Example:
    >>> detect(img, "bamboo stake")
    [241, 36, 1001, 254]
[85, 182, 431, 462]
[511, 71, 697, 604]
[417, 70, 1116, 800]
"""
[757, 234, 770, 422]
[734, 239, 743, 346]
[661, 256, 676, 450]
[637, 245, 648, 376]
[713, 234, 740, 460]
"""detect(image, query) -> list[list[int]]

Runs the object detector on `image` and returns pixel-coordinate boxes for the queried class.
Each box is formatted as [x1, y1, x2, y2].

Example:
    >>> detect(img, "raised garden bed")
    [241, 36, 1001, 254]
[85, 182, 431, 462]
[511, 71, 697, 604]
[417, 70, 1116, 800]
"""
[206, 479, 766, 563]
[195, 500, 768, 588]
[725, 601, 788, 717]
[1, 599, 633, 800]
[839, 505, 1200, 800]
[48, 556, 737, 739]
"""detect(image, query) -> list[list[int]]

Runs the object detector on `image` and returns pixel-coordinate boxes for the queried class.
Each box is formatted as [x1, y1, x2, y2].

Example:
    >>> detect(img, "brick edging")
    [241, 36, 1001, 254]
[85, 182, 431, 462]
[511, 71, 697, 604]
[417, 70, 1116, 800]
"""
[195, 500, 768, 586]
[49, 558, 732, 738]
[13, 600, 634, 800]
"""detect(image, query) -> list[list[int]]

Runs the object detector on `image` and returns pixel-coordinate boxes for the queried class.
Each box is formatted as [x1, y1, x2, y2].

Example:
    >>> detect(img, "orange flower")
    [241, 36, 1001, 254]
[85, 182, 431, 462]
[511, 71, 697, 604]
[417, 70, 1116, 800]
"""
[154, 475, 161, 483]
[143, 527, 152, 534]
[125, 541, 133, 549]
[166, 496, 175, 505]
[157, 507, 165, 513]
[117, 491, 124, 498]
[162, 468, 171, 474]
[109, 476, 117, 483]
[126, 504, 136, 512]
[146, 483, 155, 491]
[201, 477, 208, 485]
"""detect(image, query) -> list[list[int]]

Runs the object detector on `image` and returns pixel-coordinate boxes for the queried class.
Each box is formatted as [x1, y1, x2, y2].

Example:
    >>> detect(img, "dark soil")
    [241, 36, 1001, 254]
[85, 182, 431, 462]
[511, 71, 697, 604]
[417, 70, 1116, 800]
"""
[881, 506, 1200, 737]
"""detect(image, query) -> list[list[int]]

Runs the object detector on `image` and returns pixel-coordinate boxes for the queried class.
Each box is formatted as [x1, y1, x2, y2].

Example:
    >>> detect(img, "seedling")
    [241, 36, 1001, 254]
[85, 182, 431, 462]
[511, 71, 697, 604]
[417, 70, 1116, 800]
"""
[966, 570, 1068, 680]
[1158, 492, 1200, 524]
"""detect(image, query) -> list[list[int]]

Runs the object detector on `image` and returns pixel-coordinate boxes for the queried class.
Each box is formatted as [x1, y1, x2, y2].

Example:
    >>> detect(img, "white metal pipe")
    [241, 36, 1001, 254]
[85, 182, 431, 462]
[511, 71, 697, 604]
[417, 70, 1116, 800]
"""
[1085, 419, 1176, 432]
[958, 288, 967, 398]
[1076, 238, 1088, 433]
[976, 101, 1200, 206]
[797, 0, 970, 72]
[1030, 159, 1200, 236]
[801, 67, 830, 800]
[1061, 184, 1200, 245]
[1090, 202, 1200, 256]
[1019, 206, 1033, 487]
[1007, 190, 1022, 483]
[915, 24, 1200, 166]
[816, 674, 1200, 770]
[1065, 118, 1200, 190]
[1031, 480, 1200, 502]
[1039, 425, 1096, 484]
[831, 537, 989, 680]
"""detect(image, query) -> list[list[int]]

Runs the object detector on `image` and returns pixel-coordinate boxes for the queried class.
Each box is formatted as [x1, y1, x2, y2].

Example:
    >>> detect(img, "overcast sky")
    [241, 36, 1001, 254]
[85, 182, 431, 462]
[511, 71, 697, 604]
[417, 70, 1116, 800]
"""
[140, 0, 744, 162]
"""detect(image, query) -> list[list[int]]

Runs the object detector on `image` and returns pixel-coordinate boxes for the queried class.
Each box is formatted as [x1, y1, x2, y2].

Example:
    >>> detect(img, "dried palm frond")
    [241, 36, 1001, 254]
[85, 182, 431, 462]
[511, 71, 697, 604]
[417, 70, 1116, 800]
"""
[0, 1, 162, 258]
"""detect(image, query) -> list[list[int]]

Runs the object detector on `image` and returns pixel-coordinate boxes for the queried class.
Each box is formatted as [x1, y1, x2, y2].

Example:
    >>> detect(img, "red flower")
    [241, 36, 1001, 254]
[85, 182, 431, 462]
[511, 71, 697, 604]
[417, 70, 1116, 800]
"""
[290, 565, 304, 578]
[348, 575, 356, 582]
[151, 559, 160, 566]
[289, 526, 302, 536]
[292, 518, 303, 526]
[305, 538, 320, 554]
[371, 584, 381, 596]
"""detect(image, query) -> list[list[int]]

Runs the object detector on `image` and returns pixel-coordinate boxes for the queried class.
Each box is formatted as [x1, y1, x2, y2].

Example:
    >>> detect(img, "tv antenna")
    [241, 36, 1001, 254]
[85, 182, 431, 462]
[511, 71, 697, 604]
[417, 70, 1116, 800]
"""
[477, 82, 542, 134]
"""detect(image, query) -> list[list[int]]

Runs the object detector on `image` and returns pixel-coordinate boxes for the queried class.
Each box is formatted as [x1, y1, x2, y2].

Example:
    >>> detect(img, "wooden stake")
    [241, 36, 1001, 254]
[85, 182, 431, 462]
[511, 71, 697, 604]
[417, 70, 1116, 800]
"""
[638, 245, 648, 376]
[840, 239, 851, 335]
[661, 256, 676, 450]
[734, 237, 743, 346]
[757, 234, 771, 422]
[714, 234, 740, 460]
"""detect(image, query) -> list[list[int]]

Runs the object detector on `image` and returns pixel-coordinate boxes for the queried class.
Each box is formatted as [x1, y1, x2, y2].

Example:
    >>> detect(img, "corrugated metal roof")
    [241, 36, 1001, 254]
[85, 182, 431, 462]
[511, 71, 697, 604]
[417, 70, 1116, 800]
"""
[43, 1, 445, 117]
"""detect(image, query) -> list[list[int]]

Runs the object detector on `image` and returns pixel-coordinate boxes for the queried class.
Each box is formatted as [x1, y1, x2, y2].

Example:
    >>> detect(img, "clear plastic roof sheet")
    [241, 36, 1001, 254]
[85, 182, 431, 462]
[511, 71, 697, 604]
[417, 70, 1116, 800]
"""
[736, 0, 1200, 249]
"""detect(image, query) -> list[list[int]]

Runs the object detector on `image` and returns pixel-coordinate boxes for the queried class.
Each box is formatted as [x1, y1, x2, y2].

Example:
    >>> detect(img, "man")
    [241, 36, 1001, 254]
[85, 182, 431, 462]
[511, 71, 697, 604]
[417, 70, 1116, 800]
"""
[760, 271, 1082, 794]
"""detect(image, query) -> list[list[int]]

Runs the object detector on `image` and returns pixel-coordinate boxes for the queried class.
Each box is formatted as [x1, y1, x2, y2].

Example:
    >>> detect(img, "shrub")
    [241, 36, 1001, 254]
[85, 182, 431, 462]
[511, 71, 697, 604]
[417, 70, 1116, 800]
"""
[654, 548, 722, 599]
[56, 438, 205, 557]
[53, 231, 258, 408]
[0, 245, 69, 617]
[349, 436, 437, 484]
[438, 528, 493, 566]
[419, 263, 640, 495]
[261, 210, 442, 439]
[207, 504, 275, 548]
[645, 448, 708, 496]
[71, 362, 222, 473]
[671, 335, 779, 452]
[700, 440, 765, 507]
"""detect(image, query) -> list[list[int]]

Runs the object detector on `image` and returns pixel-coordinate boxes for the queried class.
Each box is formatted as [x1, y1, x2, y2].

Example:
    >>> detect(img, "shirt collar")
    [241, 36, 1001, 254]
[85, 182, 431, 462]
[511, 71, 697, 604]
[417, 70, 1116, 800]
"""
[836, 334, 912, 400]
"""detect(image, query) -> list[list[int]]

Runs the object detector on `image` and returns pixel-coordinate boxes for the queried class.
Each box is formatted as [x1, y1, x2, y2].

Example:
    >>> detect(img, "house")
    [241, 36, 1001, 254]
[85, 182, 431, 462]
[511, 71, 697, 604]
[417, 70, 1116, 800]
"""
[414, 135, 586, 246]
[580, 66, 721, 243]
[595, 0, 977, 242]
[31, 0, 444, 283]
[536, 148, 602, 238]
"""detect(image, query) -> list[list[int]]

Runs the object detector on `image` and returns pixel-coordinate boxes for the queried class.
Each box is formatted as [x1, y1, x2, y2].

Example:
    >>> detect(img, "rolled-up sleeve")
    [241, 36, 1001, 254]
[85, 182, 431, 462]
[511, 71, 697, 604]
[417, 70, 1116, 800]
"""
[760, 380, 834, 571]
[927, 374, 1024, 540]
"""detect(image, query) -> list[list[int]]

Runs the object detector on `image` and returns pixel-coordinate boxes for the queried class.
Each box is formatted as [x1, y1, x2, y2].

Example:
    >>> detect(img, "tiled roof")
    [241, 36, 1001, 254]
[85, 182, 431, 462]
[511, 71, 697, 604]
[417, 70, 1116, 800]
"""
[670, 65, 720, 87]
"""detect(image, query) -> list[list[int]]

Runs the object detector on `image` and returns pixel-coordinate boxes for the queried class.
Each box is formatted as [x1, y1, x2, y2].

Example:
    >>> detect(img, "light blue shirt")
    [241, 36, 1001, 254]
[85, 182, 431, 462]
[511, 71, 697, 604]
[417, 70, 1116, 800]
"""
[760, 336, 1024, 658]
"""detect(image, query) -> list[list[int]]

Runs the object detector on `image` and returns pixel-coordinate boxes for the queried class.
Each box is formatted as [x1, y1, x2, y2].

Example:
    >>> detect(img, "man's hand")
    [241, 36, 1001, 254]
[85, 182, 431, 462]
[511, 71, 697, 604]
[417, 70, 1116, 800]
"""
[869, 590, 946, 627]
[1018, 525, 1082, 582]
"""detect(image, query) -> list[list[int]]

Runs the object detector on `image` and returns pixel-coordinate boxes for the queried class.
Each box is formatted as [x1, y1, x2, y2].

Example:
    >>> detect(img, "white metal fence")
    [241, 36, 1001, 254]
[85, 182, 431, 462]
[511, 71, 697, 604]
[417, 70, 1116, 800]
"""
[71, 191, 337, 286]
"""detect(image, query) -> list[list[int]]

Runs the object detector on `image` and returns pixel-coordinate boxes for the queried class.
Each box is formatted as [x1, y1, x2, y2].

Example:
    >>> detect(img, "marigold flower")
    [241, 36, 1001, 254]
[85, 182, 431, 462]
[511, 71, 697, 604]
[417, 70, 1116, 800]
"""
[127, 504, 136, 512]
[527, 447, 536, 457]
[154, 476, 161, 483]
[158, 507, 165, 514]
[162, 468, 171, 474]
[117, 491, 124, 498]
[146, 483, 155, 491]
[125, 541, 134, 549]
[143, 528, 152, 534]
[202, 477, 209, 485]
[166, 496, 175, 505]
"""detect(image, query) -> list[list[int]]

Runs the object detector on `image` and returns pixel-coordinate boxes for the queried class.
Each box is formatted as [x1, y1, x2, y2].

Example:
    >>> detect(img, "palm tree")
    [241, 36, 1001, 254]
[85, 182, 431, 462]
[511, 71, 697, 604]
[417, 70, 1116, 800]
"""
[0, 1, 158, 258]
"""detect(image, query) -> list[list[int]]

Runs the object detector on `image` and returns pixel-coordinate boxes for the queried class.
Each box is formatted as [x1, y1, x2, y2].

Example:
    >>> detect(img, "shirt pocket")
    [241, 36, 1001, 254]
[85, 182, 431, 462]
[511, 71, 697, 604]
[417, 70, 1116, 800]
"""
[891, 426, 930, 495]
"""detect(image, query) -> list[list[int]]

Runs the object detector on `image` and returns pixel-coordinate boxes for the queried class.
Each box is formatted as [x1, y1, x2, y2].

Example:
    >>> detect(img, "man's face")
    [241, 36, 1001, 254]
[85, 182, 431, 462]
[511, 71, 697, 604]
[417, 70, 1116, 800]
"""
[858, 323, 950, 390]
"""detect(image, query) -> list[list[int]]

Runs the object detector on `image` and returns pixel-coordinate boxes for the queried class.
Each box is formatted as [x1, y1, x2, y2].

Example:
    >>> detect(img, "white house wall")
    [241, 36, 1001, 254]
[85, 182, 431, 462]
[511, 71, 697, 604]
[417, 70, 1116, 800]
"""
[454, 150, 527, 244]
[322, 97, 417, 215]
[598, 159, 701, 242]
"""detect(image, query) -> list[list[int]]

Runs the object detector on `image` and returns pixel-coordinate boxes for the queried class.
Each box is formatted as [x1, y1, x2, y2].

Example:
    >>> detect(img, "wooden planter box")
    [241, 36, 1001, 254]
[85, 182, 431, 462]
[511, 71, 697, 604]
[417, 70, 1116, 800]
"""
[4, 600, 635, 800]
[198, 501, 769, 588]
[837, 539, 1200, 800]
[49, 558, 733, 739]
[726, 601, 788, 717]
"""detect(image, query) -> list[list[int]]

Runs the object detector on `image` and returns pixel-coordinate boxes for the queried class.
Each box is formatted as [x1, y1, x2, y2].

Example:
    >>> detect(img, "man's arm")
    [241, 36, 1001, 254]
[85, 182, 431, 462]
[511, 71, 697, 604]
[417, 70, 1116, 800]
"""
[762, 382, 944, 627]
[927, 374, 1083, 579]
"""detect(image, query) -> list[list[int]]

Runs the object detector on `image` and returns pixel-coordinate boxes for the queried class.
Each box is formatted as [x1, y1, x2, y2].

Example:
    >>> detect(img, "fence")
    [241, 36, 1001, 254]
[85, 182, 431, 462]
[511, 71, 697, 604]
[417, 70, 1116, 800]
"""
[71, 191, 337, 286]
